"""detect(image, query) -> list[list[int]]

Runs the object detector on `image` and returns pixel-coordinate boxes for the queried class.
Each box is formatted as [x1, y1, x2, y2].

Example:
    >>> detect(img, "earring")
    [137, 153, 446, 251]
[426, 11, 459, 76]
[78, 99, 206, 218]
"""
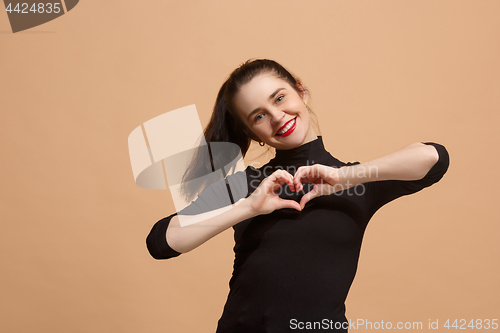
[259, 141, 265, 147]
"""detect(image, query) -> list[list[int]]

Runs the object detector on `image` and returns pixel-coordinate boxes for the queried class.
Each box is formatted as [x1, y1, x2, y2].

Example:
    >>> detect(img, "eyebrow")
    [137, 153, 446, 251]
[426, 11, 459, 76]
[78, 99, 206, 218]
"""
[246, 88, 285, 121]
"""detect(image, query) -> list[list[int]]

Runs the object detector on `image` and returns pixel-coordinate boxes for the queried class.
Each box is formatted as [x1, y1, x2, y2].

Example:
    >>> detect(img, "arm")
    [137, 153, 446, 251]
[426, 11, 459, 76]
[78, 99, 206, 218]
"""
[166, 198, 255, 254]
[147, 207, 254, 259]
[147, 169, 301, 259]
[337, 142, 439, 187]
[293, 142, 449, 209]
[362, 141, 449, 217]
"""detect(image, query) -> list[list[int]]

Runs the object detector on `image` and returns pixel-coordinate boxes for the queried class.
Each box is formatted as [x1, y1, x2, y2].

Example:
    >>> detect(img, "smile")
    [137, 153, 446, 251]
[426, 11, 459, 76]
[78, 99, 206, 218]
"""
[275, 117, 297, 137]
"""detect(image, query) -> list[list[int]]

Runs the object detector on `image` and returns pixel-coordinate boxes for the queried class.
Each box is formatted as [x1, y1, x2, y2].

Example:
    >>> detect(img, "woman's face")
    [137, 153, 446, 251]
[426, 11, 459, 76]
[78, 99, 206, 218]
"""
[233, 73, 317, 150]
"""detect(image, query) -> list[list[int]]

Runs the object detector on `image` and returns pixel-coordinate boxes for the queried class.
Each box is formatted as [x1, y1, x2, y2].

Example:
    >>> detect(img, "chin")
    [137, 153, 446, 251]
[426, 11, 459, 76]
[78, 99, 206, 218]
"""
[283, 134, 306, 149]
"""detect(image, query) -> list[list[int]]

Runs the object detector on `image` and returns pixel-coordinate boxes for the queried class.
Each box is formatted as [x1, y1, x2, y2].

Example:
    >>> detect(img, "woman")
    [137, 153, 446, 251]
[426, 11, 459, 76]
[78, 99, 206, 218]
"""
[146, 59, 450, 332]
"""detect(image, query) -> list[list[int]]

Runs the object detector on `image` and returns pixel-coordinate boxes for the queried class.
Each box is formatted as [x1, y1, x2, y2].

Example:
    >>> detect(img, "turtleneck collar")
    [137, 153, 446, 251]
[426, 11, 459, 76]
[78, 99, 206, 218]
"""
[270, 136, 330, 166]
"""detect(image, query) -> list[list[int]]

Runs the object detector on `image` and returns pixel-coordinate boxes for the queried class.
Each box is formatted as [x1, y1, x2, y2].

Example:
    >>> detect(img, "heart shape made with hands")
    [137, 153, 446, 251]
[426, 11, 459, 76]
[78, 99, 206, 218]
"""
[291, 164, 342, 209]
[250, 165, 343, 215]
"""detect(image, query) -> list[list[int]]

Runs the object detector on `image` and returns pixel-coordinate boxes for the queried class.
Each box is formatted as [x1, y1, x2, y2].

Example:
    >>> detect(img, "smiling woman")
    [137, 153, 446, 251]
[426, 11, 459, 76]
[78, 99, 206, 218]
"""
[145, 59, 450, 332]
[233, 73, 318, 148]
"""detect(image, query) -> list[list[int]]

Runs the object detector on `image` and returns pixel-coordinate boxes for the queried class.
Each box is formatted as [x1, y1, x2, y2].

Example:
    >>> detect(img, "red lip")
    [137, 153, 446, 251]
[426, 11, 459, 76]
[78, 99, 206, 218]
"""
[275, 117, 297, 136]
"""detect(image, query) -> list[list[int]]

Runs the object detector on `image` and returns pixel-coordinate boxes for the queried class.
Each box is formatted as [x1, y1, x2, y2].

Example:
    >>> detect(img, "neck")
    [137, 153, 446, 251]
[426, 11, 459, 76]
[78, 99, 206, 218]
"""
[272, 135, 328, 167]
[300, 124, 318, 146]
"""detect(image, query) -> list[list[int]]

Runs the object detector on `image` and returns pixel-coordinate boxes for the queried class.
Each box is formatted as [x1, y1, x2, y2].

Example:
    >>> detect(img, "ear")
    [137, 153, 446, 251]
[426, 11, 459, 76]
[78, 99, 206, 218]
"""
[296, 82, 309, 105]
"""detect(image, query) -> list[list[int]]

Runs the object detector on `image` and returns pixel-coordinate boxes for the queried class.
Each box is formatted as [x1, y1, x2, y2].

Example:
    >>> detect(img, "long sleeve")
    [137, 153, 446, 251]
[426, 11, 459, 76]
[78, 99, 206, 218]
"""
[145, 180, 233, 260]
[364, 142, 450, 218]
[145, 184, 230, 260]
[146, 213, 182, 260]
[145, 168, 250, 260]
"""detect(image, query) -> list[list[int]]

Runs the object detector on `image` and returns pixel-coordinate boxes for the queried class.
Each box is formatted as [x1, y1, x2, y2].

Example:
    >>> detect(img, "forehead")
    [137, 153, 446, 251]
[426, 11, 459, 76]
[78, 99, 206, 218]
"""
[234, 74, 294, 115]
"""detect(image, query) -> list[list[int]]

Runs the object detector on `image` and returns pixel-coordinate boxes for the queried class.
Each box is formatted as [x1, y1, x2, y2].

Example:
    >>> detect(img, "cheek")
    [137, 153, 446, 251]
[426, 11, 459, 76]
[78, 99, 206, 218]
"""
[301, 113, 311, 129]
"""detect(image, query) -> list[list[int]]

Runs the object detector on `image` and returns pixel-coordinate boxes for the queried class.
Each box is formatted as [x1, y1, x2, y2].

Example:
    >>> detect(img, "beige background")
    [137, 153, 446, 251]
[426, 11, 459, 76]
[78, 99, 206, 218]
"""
[1, 1, 499, 332]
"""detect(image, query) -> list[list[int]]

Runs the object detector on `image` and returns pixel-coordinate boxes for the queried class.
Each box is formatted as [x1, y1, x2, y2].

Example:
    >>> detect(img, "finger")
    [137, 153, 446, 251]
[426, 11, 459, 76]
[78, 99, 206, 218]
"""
[299, 189, 320, 210]
[274, 170, 296, 192]
[294, 166, 320, 185]
[293, 175, 304, 192]
[278, 198, 302, 211]
[298, 179, 304, 192]
[295, 176, 314, 193]
[265, 174, 281, 191]
[262, 176, 280, 194]
[285, 172, 296, 192]
[264, 175, 287, 195]
[270, 182, 280, 194]
[293, 167, 309, 184]
[293, 169, 307, 190]
[275, 170, 291, 189]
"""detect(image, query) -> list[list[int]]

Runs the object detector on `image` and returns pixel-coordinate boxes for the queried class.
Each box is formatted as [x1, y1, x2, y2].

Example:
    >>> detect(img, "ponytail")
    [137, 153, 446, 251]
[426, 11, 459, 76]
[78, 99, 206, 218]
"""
[179, 81, 252, 202]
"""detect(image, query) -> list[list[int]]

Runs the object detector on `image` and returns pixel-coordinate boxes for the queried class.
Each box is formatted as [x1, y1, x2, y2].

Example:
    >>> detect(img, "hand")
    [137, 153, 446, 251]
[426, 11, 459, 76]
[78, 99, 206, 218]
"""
[292, 164, 342, 209]
[246, 169, 302, 216]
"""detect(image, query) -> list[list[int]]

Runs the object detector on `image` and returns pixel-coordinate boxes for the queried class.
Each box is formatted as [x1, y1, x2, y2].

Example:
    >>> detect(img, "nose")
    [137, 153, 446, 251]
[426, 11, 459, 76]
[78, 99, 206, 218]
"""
[269, 108, 285, 125]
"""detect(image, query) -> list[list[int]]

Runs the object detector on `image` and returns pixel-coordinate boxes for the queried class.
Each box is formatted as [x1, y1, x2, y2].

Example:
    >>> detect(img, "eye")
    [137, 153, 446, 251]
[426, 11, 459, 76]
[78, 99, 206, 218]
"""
[253, 113, 265, 123]
[275, 95, 285, 103]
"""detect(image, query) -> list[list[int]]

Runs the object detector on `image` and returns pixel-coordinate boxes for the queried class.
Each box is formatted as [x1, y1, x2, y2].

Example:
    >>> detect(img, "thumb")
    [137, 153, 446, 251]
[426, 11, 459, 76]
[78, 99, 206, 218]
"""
[299, 190, 320, 210]
[278, 198, 302, 212]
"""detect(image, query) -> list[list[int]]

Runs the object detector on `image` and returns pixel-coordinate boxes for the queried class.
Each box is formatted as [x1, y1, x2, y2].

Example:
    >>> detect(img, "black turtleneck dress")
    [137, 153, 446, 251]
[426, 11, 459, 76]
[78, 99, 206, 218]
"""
[146, 137, 450, 332]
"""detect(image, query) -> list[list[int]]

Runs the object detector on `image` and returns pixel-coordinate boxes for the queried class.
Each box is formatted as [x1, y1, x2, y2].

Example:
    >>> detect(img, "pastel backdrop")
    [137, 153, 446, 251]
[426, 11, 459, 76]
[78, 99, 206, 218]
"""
[1, 1, 499, 332]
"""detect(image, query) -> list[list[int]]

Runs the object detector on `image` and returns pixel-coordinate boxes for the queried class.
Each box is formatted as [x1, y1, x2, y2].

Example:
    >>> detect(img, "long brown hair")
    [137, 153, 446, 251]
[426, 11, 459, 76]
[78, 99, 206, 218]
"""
[180, 59, 317, 202]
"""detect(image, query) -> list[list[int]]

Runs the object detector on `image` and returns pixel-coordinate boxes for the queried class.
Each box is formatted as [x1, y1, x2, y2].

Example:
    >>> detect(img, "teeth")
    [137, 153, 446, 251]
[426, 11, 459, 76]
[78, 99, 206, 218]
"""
[277, 118, 296, 135]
